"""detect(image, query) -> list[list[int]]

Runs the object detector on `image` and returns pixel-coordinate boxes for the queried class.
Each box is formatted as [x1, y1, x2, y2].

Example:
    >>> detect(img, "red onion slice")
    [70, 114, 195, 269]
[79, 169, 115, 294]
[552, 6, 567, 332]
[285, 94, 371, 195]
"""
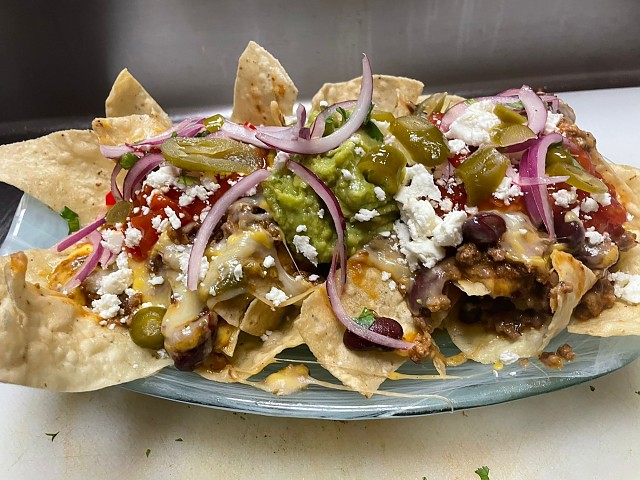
[285, 160, 347, 288]
[255, 55, 374, 155]
[187, 169, 270, 290]
[56, 217, 106, 252]
[100, 144, 134, 159]
[122, 153, 165, 200]
[517, 86, 547, 135]
[326, 250, 414, 351]
[62, 232, 105, 292]
[520, 133, 563, 237]
[110, 163, 123, 202]
[213, 122, 292, 149]
[309, 100, 357, 139]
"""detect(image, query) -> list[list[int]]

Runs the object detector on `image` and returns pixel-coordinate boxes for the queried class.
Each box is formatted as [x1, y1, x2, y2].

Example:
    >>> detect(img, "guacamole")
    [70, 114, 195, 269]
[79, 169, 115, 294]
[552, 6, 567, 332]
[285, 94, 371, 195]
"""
[263, 135, 399, 264]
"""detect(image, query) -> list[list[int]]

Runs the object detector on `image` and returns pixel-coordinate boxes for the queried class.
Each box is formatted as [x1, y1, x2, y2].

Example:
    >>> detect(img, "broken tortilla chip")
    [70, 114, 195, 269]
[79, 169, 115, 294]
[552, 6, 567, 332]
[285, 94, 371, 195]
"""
[105, 69, 172, 129]
[0, 130, 114, 225]
[312, 75, 424, 117]
[0, 252, 171, 391]
[447, 250, 596, 364]
[92, 114, 170, 146]
[231, 41, 298, 126]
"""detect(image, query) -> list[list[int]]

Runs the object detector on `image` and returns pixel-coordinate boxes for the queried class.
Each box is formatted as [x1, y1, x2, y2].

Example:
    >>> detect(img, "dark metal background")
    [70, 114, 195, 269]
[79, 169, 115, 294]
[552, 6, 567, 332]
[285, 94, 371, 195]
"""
[1, 0, 639, 240]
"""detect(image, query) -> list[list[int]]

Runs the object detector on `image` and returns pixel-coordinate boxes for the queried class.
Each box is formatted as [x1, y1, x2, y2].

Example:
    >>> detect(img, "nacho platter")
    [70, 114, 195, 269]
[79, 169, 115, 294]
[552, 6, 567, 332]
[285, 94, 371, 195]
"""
[1, 42, 640, 418]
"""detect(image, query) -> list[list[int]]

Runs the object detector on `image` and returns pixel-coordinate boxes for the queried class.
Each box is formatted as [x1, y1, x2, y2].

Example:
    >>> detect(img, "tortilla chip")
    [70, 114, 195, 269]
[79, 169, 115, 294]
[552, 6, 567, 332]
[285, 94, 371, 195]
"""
[105, 69, 171, 129]
[568, 228, 640, 336]
[311, 75, 424, 117]
[212, 294, 252, 328]
[0, 130, 113, 225]
[92, 114, 169, 146]
[197, 316, 303, 382]
[447, 250, 596, 364]
[240, 298, 291, 336]
[296, 264, 416, 396]
[0, 252, 171, 391]
[231, 41, 298, 126]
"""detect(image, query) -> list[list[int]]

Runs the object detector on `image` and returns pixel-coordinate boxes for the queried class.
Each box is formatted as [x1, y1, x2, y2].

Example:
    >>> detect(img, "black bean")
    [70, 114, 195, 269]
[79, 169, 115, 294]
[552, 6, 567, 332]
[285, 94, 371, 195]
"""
[343, 317, 404, 351]
[461, 212, 507, 248]
[555, 218, 585, 252]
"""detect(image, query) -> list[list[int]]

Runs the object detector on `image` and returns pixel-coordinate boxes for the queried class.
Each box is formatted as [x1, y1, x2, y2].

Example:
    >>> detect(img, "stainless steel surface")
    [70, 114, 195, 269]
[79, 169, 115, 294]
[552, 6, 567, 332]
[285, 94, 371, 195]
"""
[2, 0, 639, 125]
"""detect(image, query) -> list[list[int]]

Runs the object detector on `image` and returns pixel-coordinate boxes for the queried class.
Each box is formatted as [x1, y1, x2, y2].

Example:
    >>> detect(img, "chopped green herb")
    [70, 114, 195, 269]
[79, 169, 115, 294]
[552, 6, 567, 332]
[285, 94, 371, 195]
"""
[195, 130, 210, 137]
[145, 448, 151, 458]
[589, 385, 595, 392]
[337, 107, 350, 122]
[45, 431, 59, 442]
[363, 121, 384, 142]
[60, 207, 80, 234]
[175, 438, 183, 442]
[364, 103, 375, 124]
[171, 131, 178, 138]
[177, 174, 198, 186]
[475, 466, 491, 480]
[354, 308, 376, 328]
[118, 152, 139, 170]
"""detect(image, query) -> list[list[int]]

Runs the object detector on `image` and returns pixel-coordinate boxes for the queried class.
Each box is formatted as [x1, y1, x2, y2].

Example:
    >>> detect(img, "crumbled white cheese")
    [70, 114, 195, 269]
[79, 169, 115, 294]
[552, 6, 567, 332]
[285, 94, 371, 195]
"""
[132, 207, 140, 214]
[388, 280, 397, 291]
[124, 226, 142, 248]
[308, 274, 319, 282]
[447, 138, 469, 156]
[319, 100, 329, 108]
[393, 164, 467, 270]
[580, 197, 599, 214]
[141, 206, 150, 215]
[265, 287, 288, 306]
[98, 252, 133, 296]
[296, 224, 308, 233]
[232, 263, 243, 282]
[92, 294, 121, 319]
[144, 165, 180, 192]
[292, 235, 319, 266]
[584, 227, 605, 246]
[381, 271, 392, 281]
[149, 275, 165, 286]
[445, 100, 501, 146]
[543, 112, 564, 135]
[373, 186, 386, 201]
[609, 272, 640, 304]
[379, 231, 391, 237]
[317, 209, 325, 219]
[164, 207, 182, 230]
[151, 215, 169, 233]
[101, 229, 124, 254]
[592, 192, 612, 207]
[551, 188, 578, 208]
[354, 208, 380, 222]
[439, 198, 454, 213]
[341, 169, 354, 181]
[262, 255, 275, 268]
[354, 146, 366, 157]
[493, 177, 522, 206]
[179, 184, 210, 207]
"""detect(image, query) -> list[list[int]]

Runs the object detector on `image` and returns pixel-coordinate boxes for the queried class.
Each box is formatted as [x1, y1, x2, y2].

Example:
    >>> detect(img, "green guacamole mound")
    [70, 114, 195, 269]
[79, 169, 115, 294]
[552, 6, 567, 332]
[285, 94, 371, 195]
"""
[263, 136, 399, 264]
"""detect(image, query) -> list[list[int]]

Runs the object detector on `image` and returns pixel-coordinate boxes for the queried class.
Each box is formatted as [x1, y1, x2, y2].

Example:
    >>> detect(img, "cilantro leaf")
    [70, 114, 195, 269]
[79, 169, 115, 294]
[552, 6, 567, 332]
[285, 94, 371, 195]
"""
[353, 308, 376, 328]
[145, 448, 151, 458]
[60, 207, 80, 234]
[363, 121, 384, 142]
[118, 152, 139, 170]
[475, 466, 491, 480]
[337, 107, 350, 122]
[45, 431, 59, 442]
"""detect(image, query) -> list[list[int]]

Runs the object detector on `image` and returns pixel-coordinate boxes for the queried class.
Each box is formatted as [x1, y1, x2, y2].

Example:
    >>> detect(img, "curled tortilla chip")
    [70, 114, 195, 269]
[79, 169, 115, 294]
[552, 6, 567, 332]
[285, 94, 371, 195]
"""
[446, 250, 596, 364]
[231, 41, 298, 126]
[197, 315, 303, 382]
[92, 114, 170, 146]
[240, 298, 291, 336]
[297, 264, 417, 396]
[0, 130, 113, 225]
[0, 252, 171, 391]
[105, 69, 172, 129]
[311, 75, 424, 117]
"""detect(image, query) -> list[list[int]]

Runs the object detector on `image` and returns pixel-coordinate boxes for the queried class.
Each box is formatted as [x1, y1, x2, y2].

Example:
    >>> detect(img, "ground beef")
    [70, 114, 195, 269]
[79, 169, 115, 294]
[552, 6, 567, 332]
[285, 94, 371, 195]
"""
[558, 117, 596, 152]
[574, 278, 616, 320]
[454, 243, 552, 339]
[614, 229, 637, 252]
[539, 344, 576, 369]
[556, 343, 576, 361]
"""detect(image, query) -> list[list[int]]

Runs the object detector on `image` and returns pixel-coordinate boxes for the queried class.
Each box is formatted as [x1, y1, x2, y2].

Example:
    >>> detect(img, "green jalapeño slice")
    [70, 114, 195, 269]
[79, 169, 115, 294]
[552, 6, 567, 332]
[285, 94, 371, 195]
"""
[389, 115, 449, 167]
[455, 146, 509, 206]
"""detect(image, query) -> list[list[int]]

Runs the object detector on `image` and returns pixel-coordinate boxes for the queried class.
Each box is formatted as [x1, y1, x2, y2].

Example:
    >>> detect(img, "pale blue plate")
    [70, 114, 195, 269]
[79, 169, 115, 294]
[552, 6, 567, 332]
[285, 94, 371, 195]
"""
[3, 195, 640, 419]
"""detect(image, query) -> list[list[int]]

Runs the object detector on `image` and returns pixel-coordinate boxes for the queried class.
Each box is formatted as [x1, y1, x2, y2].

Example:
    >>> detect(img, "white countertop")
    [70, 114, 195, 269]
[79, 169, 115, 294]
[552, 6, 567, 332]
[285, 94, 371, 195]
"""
[1, 88, 639, 480]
